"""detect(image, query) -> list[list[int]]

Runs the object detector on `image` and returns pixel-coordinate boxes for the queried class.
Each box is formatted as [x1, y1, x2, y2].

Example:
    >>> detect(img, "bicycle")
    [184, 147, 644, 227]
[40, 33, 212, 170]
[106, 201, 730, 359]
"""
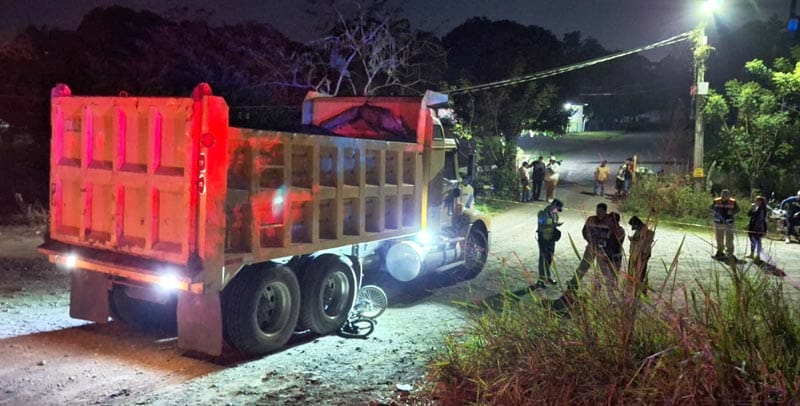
[339, 285, 388, 339]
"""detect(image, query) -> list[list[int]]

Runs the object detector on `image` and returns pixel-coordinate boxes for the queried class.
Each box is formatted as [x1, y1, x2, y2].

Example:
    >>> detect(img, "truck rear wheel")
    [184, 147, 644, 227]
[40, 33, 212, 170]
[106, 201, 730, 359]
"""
[222, 265, 300, 355]
[109, 285, 177, 334]
[451, 228, 489, 281]
[299, 256, 356, 335]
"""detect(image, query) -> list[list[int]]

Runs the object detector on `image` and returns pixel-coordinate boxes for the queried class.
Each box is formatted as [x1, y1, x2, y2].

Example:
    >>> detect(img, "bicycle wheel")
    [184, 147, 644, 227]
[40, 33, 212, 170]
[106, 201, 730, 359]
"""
[339, 318, 375, 339]
[354, 285, 388, 319]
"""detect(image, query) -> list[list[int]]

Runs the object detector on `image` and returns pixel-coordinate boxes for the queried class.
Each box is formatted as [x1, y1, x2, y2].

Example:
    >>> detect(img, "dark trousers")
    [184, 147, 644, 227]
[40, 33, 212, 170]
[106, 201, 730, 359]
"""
[532, 179, 543, 201]
[538, 238, 555, 280]
[788, 215, 799, 238]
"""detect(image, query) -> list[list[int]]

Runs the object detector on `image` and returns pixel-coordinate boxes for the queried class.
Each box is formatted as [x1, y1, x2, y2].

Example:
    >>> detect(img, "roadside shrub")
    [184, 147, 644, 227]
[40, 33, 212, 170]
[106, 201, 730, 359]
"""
[3, 193, 48, 227]
[621, 175, 710, 223]
[423, 258, 800, 404]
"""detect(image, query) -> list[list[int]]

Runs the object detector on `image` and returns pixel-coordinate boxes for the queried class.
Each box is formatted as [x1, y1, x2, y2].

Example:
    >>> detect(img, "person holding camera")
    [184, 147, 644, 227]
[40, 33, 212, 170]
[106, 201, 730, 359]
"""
[536, 198, 564, 289]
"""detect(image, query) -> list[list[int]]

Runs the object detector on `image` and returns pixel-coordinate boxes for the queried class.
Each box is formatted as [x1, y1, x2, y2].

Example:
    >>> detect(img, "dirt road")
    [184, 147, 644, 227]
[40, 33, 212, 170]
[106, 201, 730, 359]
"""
[1, 178, 799, 405]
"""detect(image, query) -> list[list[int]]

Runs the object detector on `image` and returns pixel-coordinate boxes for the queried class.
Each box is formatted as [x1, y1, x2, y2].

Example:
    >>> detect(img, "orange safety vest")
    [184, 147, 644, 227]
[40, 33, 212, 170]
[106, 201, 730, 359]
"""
[712, 197, 738, 224]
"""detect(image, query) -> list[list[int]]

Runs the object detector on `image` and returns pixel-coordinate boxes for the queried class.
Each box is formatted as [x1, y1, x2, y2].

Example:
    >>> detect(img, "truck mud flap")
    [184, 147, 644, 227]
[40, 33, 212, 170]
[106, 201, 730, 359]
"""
[177, 291, 223, 356]
[69, 269, 111, 323]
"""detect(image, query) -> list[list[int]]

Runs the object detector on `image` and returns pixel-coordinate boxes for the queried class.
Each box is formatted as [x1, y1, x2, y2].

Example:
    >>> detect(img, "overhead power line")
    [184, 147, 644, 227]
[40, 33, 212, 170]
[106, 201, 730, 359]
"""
[447, 31, 693, 95]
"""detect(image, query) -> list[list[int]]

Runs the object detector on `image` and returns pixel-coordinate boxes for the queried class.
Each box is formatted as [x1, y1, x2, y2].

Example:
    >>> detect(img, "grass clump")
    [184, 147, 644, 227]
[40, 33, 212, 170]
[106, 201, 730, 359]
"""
[2, 193, 48, 227]
[473, 199, 517, 216]
[621, 175, 756, 230]
[621, 175, 710, 224]
[423, 261, 800, 404]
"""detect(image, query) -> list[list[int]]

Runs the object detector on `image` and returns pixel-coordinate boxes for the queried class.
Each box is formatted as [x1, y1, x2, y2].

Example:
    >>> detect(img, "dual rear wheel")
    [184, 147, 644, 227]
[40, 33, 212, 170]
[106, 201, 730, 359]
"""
[222, 256, 357, 355]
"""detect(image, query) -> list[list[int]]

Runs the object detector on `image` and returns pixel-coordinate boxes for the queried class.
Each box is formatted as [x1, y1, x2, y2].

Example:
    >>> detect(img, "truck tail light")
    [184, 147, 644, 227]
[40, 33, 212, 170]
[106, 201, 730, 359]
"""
[64, 253, 78, 269]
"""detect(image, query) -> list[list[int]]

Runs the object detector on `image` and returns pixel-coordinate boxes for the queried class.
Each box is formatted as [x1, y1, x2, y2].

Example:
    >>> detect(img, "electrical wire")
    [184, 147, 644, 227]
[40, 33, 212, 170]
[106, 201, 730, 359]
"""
[447, 31, 693, 95]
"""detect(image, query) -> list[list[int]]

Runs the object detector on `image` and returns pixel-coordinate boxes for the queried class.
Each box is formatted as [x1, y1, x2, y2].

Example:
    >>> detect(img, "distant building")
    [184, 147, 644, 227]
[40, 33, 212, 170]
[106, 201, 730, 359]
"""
[565, 103, 586, 133]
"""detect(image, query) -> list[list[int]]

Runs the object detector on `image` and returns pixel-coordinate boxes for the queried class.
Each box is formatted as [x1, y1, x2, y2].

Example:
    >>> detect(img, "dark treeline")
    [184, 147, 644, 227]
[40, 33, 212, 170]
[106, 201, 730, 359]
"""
[0, 5, 792, 210]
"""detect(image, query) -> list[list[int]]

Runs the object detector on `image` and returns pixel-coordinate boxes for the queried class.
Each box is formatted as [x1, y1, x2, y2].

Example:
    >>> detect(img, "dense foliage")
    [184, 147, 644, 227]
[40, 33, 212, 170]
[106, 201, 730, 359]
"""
[704, 55, 800, 196]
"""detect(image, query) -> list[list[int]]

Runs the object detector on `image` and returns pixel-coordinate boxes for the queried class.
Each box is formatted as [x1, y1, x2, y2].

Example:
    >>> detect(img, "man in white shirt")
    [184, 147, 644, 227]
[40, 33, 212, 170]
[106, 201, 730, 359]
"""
[544, 156, 561, 202]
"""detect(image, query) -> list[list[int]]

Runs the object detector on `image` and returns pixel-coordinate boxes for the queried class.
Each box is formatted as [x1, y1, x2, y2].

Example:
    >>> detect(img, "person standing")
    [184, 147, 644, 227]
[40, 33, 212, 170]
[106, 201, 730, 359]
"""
[624, 158, 634, 192]
[781, 191, 800, 243]
[536, 198, 563, 288]
[594, 160, 610, 196]
[518, 161, 530, 202]
[606, 212, 625, 271]
[615, 162, 627, 197]
[746, 196, 768, 260]
[530, 156, 546, 201]
[628, 216, 654, 296]
[544, 156, 561, 202]
[569, 203, 618, 290]
[615, 158, 634, 198]
[711, 189, 739, 261]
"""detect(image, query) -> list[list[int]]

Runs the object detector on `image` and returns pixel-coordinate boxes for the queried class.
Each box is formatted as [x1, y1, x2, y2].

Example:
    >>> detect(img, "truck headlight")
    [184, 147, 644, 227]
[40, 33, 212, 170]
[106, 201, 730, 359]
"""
[415, 231, 433, 245]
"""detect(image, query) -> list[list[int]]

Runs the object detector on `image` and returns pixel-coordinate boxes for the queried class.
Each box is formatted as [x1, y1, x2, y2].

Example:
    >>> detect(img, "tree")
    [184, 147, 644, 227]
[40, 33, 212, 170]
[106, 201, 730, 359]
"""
[279, 0, 444, 96]
[704, 58, 799, 194]
[443, 18, 563, 198]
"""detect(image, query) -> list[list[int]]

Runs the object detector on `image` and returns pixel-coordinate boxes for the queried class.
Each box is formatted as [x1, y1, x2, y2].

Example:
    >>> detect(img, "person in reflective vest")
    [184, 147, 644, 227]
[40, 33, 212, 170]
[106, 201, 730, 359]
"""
[536, 198, 563, 288]
[711, 189, 739, 261]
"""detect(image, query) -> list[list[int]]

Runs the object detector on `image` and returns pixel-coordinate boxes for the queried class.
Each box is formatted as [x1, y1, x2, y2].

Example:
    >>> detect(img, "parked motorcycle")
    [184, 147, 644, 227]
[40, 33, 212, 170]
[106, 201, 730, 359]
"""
[769, 205, 800, 243]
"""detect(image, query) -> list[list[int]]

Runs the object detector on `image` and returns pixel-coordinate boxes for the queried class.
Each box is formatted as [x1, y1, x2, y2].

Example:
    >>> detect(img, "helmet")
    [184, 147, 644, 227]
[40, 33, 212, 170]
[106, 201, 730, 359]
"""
[550, 198, 564, 211]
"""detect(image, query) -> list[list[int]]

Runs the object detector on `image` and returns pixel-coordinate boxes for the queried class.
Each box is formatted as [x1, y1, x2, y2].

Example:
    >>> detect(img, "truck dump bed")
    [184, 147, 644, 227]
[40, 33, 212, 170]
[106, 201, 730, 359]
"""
[224, 128, 423, 258]
[46, 89, 426, 292]
[49, 96, 203, 265]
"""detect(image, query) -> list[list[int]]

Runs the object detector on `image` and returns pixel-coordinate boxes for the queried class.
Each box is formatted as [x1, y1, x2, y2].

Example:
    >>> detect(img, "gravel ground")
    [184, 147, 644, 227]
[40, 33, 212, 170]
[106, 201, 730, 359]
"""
[2, 132, 799, 404]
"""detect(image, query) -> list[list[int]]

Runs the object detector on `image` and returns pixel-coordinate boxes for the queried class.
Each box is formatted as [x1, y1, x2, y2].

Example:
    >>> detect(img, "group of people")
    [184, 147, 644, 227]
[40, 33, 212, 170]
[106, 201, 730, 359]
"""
[535, 199, 655, 296]
[593, 158, 634, 198]
[518, 156, 561, 203]
[714, 189, 800, 264]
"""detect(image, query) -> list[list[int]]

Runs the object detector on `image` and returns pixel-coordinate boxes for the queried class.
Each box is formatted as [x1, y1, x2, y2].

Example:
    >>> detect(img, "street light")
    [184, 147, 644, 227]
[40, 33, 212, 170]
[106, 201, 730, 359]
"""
[692, 0, 720, 189]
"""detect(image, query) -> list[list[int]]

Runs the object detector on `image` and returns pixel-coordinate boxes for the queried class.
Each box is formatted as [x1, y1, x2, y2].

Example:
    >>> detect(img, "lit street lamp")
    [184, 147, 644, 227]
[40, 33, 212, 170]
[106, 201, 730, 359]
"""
[692, 0, 720, 189]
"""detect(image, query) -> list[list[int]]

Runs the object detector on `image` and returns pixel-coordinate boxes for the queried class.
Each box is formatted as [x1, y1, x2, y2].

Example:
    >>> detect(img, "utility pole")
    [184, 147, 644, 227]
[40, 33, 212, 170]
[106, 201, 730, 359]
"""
[692, 25, 710, 191]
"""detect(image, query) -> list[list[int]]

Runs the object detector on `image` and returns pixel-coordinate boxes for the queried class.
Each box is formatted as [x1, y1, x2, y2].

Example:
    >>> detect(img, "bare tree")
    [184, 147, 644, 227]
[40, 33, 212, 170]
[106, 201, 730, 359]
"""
[278, 0, 444, 96]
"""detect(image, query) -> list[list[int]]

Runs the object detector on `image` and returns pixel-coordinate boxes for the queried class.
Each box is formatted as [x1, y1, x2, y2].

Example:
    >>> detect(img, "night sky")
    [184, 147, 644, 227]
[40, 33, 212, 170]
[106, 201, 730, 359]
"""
[1, 0, 793, 56]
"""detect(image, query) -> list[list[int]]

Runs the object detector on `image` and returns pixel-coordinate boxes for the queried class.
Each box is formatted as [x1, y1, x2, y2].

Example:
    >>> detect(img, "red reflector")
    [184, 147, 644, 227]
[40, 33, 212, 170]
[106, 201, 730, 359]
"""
[198, 153, 206, 171]
[198, 176, 206, 193]
[200, 133, 215, 148]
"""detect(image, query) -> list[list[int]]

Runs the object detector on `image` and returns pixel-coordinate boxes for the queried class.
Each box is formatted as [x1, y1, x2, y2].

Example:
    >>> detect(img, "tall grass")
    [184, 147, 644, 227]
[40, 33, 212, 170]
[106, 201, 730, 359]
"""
[422, 256, 800, 404]
[621, 175, 711, 223]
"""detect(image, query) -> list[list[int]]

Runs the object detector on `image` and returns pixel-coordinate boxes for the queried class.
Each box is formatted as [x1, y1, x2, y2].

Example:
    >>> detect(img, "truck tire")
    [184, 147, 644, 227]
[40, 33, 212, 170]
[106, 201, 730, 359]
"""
[450, 228, 489, 281]
[109, 285, 177, 334]
[299, 256, 357, 335]
[222, 265, 300, 355]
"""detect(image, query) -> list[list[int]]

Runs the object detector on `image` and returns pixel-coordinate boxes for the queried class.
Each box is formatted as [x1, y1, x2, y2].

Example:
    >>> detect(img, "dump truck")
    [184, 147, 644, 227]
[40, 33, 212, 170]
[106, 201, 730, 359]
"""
[39, 83, 490, 356]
